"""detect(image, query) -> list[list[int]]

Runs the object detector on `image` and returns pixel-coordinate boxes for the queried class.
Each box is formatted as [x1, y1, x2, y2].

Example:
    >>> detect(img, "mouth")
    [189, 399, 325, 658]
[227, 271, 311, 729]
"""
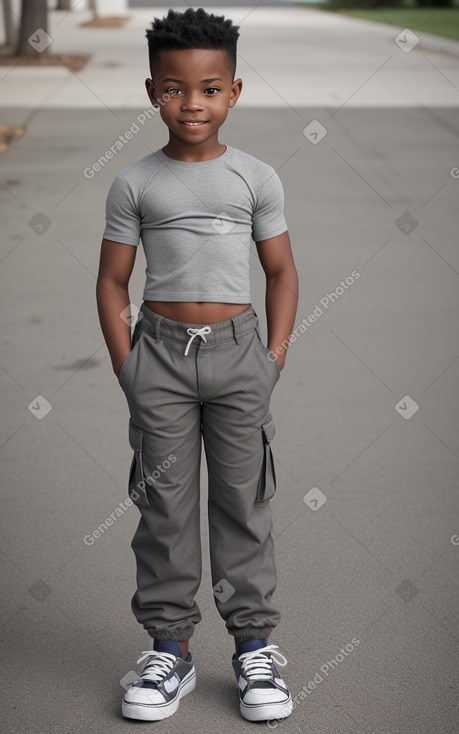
[179, 121, 209, 128]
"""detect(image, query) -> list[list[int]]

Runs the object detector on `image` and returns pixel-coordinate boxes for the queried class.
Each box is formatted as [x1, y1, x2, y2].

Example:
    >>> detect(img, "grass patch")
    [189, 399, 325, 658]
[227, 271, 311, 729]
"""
[302, 6, 459, 42]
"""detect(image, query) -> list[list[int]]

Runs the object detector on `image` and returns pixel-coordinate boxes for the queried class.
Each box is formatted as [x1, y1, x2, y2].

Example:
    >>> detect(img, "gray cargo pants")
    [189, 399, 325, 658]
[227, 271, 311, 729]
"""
[117, 302, 282, 643]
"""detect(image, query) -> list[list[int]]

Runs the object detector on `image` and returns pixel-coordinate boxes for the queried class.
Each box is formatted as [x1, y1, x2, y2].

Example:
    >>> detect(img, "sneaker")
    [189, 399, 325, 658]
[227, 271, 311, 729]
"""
[232, 643, 293, 722]
[121, 649, 196, 720]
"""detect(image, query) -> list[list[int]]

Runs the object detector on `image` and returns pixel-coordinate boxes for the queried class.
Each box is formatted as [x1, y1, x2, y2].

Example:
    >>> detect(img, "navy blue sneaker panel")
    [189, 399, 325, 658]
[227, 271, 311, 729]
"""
[153, 638, 183, 658]
[236, 638, 268, 656]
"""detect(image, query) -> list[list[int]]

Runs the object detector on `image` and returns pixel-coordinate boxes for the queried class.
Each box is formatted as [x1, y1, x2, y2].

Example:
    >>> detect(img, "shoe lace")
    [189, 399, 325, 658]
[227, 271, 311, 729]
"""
[135, 650, 177, 683]
[238, 644, 287, 681]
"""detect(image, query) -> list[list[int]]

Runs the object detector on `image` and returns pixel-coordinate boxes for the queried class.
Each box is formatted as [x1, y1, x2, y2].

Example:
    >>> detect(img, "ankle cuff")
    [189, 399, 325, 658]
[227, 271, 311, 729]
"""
[229, 627, 274, 640]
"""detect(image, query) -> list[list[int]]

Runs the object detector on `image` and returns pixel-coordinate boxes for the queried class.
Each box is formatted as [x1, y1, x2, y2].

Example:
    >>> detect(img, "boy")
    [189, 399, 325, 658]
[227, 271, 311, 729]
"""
[96, 6, 298, 723]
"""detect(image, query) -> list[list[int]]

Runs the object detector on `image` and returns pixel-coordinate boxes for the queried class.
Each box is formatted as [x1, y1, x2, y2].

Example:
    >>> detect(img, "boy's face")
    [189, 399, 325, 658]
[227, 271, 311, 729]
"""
[145, 48, 242, 149]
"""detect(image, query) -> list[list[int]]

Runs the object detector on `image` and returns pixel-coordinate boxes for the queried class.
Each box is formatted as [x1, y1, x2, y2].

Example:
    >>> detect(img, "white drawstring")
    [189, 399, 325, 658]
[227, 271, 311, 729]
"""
[238, 645, 288, 680]
[134, 650, 178, 683]
[184, 326, 212, 356]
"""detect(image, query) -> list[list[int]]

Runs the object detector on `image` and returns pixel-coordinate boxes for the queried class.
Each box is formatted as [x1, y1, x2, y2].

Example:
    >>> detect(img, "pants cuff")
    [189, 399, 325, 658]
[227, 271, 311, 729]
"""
[228, 626, 275, 640]
[147, 626, 194, 642]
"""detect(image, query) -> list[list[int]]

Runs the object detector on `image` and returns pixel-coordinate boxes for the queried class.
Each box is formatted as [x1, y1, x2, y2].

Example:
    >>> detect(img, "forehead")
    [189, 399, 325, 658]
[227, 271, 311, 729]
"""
[152, 48, 232, 81]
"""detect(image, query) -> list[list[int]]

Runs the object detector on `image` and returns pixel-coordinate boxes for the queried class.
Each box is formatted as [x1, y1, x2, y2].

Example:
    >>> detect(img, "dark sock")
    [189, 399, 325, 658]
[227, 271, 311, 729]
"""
[153, 638, 184, 658]
[236, 637, 268, 656]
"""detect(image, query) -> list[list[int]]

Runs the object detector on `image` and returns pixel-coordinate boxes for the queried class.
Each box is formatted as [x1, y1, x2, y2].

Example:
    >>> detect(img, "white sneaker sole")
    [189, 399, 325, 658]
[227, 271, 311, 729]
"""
[121, 669, 196, 721]
[240, 693, 293, 722]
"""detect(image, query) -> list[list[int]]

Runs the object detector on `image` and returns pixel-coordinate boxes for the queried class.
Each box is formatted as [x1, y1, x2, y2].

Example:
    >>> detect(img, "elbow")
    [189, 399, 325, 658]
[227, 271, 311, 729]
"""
[266, 263, 298, 280]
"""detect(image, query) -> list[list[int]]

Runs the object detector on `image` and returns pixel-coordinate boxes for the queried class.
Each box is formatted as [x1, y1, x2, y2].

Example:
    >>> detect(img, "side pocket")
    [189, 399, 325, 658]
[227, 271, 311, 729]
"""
[256, 412, 277, 503]
[127, 418, 150, 508]
[118, 323, 144, 388]
[253, 326, 280, 382]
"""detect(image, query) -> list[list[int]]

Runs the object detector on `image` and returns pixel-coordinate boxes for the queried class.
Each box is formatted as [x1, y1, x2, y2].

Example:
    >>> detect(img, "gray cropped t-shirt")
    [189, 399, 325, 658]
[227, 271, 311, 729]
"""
[102, 145, 288, 303]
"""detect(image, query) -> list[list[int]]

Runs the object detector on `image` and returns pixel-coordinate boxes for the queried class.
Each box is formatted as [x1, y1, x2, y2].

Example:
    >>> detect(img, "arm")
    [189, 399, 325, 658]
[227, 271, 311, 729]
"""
[255, 230, 299, 371]
[96, 238, 137, 378]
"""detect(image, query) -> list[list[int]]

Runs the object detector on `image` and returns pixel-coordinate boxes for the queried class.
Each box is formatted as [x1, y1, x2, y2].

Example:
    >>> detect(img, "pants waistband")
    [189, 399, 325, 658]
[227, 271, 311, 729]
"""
[137, 303, 259, 350]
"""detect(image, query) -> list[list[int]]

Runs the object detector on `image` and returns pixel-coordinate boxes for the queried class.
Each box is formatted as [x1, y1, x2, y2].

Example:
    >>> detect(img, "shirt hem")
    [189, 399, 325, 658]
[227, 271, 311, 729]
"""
[102, 232, 139, 246]
[253, 224, 288, 242]
[142, 293, 251, 303]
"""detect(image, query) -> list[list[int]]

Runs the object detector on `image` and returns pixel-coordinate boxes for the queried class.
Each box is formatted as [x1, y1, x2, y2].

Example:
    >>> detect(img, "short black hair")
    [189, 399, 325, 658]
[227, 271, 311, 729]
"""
[145, 7, 240, 81]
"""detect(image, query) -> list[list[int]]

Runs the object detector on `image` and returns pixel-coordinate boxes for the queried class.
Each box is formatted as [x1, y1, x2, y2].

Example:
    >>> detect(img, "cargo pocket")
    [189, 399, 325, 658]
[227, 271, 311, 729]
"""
[256, 412, 277, 503]
[127, 418, 150, 508]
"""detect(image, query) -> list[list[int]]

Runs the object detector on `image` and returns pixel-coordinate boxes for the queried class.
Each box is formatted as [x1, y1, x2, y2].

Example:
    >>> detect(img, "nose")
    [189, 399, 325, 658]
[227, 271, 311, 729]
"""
[181, 91, 204, 111]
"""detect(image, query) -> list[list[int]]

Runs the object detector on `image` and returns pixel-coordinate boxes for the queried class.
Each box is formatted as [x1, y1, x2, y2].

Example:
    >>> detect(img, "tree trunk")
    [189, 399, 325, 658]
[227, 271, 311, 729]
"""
[2, 0, 18, 48]
[15, 0, 49, 58]
[88, 0, 99, 20]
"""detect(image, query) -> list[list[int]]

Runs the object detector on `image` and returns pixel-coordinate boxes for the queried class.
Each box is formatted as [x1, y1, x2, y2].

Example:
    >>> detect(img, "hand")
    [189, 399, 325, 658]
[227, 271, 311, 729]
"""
[269, 347, 285, 371]
[113, 352, 131, 379]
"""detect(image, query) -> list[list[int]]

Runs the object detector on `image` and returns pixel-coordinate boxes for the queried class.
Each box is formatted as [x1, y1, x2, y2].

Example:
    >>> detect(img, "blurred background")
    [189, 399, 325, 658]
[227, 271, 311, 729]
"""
[1, 2, 458, 734]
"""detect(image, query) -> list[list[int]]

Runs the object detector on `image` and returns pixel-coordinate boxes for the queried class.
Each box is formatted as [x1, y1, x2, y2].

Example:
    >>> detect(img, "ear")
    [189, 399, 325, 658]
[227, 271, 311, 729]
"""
[229, 77, 243, 108]
[145, 78, 158, 106]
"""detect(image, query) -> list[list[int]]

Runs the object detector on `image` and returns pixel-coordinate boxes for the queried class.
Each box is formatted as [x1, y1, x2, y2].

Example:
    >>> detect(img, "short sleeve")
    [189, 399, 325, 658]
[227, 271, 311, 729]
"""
[102, 173, 141, 246]
[251, 168, 288, 242]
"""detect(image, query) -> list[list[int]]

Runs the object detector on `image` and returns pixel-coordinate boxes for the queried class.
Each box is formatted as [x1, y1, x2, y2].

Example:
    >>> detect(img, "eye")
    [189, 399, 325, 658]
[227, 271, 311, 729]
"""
[166, 87, 182, 95]
[205, 87, 220, 95]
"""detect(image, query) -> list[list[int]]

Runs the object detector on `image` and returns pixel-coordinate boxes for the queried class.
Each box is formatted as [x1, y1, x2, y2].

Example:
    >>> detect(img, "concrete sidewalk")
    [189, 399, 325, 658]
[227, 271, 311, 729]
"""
[1, 6, 458, 734]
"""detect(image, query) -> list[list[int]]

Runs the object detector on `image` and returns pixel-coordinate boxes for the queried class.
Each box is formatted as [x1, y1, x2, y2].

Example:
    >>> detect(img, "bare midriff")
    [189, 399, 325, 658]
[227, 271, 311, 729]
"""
[143, 301, 251, 325]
